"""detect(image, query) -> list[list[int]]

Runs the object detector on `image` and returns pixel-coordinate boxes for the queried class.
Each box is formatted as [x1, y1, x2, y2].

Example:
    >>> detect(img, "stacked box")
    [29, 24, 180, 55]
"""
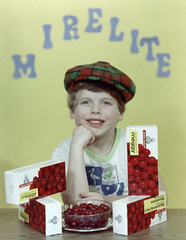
[127, 125, 159, 196]
[19, 196, 62, 236]
[4, 159, 66, 205]
[113, 191, 167, 236]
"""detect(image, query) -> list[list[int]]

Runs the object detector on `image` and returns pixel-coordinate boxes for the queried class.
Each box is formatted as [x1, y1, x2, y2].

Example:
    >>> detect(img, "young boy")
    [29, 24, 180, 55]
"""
[51, 61, 167, 205]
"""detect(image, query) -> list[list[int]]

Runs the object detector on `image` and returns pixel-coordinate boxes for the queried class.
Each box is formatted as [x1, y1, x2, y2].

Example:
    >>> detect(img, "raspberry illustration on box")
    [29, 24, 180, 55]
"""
[51, 61, 168, 206]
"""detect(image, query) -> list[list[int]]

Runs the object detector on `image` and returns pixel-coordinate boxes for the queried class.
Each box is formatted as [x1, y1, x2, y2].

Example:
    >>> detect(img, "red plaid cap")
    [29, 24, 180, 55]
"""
[64, 61, 136, 103]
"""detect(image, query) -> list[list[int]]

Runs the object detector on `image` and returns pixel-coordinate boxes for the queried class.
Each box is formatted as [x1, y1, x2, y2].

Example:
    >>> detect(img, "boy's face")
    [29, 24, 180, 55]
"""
[70, 89, 124, 138]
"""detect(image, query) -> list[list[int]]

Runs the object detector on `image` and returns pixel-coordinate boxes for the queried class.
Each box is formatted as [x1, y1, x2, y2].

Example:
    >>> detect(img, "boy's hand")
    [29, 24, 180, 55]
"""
[71, 125, 95, 149]
[80, 192, 104, 201]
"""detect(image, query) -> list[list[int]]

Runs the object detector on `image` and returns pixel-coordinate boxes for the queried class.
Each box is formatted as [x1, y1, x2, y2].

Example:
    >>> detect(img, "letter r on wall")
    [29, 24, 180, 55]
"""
[12, 54, 37, 78]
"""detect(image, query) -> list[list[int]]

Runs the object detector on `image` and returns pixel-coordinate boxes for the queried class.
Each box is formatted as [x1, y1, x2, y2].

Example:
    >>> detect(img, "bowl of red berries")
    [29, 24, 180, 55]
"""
[62, 199, 112, 231]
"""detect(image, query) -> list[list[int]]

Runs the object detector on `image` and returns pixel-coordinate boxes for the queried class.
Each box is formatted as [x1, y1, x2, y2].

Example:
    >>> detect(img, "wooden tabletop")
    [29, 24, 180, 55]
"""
[0, 208, 185, 240]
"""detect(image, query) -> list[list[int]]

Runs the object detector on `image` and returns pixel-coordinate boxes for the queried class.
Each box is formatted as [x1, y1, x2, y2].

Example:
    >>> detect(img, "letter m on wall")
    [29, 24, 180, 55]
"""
[12, 54, 37, 78]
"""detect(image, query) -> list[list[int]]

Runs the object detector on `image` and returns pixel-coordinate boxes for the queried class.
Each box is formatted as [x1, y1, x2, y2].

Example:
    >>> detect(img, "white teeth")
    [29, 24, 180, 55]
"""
[90, 120, 102, 124]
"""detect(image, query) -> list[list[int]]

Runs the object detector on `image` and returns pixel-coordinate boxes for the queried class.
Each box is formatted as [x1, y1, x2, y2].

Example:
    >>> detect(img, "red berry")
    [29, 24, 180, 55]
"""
[38, 170, 43, 179]
[41, 178, 47, 186]
[134, 168, 141, 177]
[141, 171, 149, 180]
[148, 180, 156, 189]
[128, 167, 134, 176]
[35, 180, 41, 188]
[145, 188, 153, 195]
[143, 148, 151, 156]
[132, 213, 137, 223]
[148, 156, 156, 165]
[130, 182, 138, 191]
[60, 168, 65, 177]
[50, 164, 56, 172]
[53, 181, 57, 188]
[127, 142, 130, 150]
[33, 176, 38, 185]
[135, 201, 140, 209]
[153, 174, 158, 182]
[153, 187, 159, 196]
[132, 222, 137, 232]
[46, 189, 52, 195]
[60, 177, 65, 185]
[57, 183, 63, 192]
[136, 188, 143, 195]
[146, 217, 151, 227]
[141, 217, 146, 226]
[150, 211, 156, 219]
[130, 204, 136, 213]
[128, 175, 135, 182]
[154, 165, 158, 173]
[55, 166, 60, 174]
[139, 181, 148, 189]
[128, 162, 133, 168]
[49, 174, 55, 183]
[139, 160, 147, 169]
[131, 157, 139, 166]
[137, 213, 142, 222]
[44, 170, 51, 178]
[29, 184, 35, 190]
[138, 144, 144, 152]
[53, 188, 57, 194]
[39, 186, 45, 195]
[47, 182, 53, 190]
[139, 153, 146, 161]
[135, 176, 141, 183]
[55, 174, 61, 183]
[146, 166, 154, 175]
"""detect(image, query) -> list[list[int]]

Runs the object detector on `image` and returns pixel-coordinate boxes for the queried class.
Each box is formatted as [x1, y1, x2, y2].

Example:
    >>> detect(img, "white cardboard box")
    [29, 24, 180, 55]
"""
[113, 191, 167, 235]
[4, 159, 66, 205]
[127, 125, 159, 196]
[19, 196, 62, 236]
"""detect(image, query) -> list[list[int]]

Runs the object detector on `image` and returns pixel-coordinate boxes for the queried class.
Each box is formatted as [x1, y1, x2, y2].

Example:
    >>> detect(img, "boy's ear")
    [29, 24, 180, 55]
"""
[69, 109, 75, 119]
[118, 112, 124, 121]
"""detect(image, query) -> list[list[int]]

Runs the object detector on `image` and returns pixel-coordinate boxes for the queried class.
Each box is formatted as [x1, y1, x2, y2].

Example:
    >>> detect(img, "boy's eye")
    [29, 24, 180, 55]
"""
[103, 101, 111, 105]
[81, 101, 90, 105]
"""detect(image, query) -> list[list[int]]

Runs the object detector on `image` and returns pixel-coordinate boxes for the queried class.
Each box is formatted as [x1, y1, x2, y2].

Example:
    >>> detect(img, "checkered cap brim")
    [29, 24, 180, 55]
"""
[64, 61, 136, 103]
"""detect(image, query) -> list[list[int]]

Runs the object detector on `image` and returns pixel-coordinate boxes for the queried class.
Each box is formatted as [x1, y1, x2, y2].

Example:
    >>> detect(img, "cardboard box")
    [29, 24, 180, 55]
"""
[4, 159, 66, 205]
[19, 196, 62, 236]
[127, 125, 159, 196]
[113, 191, 167, 235]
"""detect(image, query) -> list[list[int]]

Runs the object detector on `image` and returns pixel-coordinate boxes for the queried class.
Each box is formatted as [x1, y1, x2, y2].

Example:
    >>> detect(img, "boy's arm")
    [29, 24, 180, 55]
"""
[80, 173, 168, 206]
[61, 125, 95, 204]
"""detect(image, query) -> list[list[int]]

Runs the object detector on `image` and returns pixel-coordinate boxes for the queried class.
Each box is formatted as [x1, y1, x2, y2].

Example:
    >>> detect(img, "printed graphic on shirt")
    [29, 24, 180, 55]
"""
[86, 165, 124, 196]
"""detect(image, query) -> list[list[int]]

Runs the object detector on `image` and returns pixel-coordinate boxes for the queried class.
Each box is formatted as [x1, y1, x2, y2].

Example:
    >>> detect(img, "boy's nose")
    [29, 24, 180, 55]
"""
[91, 104, 102, 114]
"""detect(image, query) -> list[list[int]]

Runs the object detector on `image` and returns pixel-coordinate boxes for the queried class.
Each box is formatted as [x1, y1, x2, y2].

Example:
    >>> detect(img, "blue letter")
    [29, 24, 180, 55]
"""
[140, 36, 160, 61]
[157, 53, 171, 77]
[130, 29, 139, 53]
[12, 54, 37, 78]
[109, 17, 124, 41]
[43, 24, 53, 49]
[63, 15, 79, 40]
[85, 8, 102, 32]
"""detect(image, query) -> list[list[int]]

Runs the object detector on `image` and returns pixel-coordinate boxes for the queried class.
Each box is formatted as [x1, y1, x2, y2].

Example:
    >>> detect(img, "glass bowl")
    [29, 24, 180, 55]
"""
[62, 199, 112, 230]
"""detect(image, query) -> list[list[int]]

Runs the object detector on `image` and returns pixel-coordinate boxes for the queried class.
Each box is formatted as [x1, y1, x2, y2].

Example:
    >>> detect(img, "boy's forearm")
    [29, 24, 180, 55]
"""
[62, 143, 89, 204]
[103, 194, 128, 204]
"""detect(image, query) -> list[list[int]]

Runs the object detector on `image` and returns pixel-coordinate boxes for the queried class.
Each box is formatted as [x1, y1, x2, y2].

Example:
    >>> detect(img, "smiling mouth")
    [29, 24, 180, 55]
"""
[87, 119, 104, 126]
[89, 120, 103, 124]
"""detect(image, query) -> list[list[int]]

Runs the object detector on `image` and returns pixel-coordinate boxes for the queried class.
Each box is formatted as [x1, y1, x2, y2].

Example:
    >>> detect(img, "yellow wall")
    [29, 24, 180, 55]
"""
[0, 0, 185, 208]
